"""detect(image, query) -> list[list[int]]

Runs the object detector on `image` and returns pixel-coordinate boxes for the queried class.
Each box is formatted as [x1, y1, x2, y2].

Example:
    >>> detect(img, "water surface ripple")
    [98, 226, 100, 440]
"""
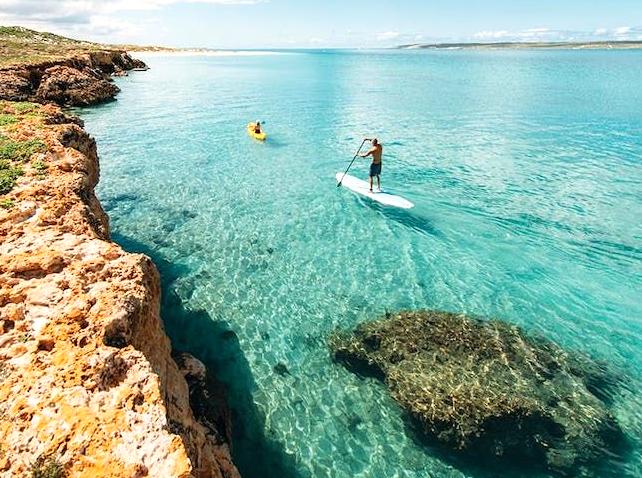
[79, 49, 642, 478]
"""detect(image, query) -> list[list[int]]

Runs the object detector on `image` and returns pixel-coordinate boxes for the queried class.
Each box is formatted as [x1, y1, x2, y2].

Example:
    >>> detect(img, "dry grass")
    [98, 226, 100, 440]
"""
[0, 26, 174, 67]
[0, 26, 107, 66]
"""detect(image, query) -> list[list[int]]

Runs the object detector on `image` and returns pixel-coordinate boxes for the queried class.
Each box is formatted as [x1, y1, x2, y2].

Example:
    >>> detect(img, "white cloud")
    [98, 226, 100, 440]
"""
[474, 30, 510, 40]
[474, 29, 556, 40]
[100, 0, 264, 12]
[0, 0, 262, 12]
[614, 26, 631, 36]
[376, 31, 400, 41]
[0, 0, 263, 41]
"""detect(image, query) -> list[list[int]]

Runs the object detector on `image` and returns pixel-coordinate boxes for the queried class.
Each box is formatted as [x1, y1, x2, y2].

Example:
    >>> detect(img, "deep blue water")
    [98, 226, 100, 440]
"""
[78, 49, 642, 477]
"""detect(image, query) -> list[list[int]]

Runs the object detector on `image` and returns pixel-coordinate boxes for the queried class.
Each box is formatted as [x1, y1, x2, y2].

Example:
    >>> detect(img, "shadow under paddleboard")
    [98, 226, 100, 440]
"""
[363, 200, 442, 238]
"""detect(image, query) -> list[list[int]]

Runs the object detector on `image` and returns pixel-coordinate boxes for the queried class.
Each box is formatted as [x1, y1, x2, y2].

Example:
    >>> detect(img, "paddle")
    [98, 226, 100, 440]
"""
[337, 138, 369, 187]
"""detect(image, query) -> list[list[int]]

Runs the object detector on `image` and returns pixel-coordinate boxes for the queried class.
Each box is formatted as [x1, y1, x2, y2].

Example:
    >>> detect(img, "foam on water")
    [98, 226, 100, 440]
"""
[78, 49, 642, 477]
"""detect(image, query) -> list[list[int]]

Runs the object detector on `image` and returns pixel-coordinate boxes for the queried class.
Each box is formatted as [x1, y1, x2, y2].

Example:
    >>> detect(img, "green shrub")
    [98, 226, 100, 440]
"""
[31, 456, 65, 478]
[32, 159, 48, 172]
[0, 162, 23, 194]
[0, 138, 46, 162]
[0, 114, 17, 126]
[0, 173, 18, 194]
[13, 102, 39, 114]
[0, 198, 15, 209]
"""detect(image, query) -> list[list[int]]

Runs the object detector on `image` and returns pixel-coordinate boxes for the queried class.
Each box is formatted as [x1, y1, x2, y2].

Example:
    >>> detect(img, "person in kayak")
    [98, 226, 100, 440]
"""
[254, 121, 262, 134]
[360, 138, 382, 192]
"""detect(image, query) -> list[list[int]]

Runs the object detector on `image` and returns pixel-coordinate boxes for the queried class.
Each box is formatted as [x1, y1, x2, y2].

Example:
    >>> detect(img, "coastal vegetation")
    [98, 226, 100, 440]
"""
[330, 310, 626, 475]
[0, 113, 17, 126]
[32, 159, 48, 172]
[0, 198, 15, 209]
[0, 102, 48, 194]
[30, 456, 65, 478]
[0, 159, 23, 194]
[0, 26, 173, 67]
[0, 26, 109, 66]
[0, 137, 46, 162]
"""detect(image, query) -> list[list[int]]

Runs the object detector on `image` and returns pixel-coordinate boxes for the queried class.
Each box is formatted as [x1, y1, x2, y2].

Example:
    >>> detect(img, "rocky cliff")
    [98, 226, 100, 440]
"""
[0, 101, 240, 477]
[0, 50, 147, 106]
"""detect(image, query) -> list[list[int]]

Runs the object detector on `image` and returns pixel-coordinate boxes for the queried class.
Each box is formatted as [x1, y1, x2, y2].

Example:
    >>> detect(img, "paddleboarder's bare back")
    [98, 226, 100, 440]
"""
[360, 138, 382, 192]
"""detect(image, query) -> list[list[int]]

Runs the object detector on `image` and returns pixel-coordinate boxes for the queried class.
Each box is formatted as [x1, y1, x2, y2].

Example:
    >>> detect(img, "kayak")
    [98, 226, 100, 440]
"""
[336, 173, 414, 209]
[247, 123, 267, 141]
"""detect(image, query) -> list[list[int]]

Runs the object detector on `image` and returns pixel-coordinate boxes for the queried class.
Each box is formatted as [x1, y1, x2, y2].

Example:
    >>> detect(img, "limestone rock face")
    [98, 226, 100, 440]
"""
[0, 71, 31, 101]
[87, 51, 148, 74]
[331, 310, 624, 475]
[36, 65, 120, 106]
[0, 51, 148, 107]
[0, 102, 240, 478]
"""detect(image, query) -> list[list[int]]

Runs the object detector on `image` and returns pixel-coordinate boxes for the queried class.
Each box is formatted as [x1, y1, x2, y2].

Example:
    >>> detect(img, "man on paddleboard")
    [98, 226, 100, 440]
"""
[360, 138, 382, 192]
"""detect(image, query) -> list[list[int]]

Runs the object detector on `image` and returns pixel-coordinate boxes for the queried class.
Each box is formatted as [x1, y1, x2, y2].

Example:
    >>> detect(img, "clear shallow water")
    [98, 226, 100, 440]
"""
[78, 50, 642, 477]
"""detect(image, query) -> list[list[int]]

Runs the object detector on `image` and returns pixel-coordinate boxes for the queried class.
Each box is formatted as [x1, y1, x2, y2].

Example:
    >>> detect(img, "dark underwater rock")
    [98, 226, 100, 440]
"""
[273, 362, 291, 377]
[330, 310, 625, 475]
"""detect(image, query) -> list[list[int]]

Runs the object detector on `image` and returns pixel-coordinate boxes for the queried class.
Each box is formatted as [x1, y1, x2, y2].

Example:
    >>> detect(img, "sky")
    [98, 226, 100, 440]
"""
[0, 0, 641, 48]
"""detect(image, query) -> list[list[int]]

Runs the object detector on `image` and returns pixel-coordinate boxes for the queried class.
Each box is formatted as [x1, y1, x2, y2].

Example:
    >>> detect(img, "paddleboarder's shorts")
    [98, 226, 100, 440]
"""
[370, 163, 382, 177]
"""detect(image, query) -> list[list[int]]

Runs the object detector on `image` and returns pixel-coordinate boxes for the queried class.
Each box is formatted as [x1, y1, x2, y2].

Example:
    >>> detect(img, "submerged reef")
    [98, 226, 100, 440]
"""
[330, 310, 625, 475]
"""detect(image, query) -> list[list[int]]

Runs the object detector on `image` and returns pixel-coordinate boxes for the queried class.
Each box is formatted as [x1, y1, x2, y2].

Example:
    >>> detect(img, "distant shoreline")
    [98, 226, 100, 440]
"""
[397, 40, 642, 50]
[132, 49, 284, 57]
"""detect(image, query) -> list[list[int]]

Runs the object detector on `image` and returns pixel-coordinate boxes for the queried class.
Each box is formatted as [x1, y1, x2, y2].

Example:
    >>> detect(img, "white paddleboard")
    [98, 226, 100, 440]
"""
[336, 173, 414, 209]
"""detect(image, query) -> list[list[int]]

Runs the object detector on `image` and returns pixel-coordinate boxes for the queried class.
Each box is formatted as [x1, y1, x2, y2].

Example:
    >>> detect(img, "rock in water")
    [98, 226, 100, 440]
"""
[330, 310, 624, 474]
[273, 362, 291, 377]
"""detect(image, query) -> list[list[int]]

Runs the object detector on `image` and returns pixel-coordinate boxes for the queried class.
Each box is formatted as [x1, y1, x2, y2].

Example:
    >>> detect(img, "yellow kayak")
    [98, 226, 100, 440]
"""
[247, 122, 267, 141]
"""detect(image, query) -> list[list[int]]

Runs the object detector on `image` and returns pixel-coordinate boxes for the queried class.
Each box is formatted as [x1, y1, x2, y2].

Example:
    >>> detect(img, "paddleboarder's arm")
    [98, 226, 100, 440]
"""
[360, 148, 375, 158]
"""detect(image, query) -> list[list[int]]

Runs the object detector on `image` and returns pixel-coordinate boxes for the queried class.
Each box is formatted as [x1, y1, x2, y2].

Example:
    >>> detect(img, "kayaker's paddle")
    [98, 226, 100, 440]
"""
[337, 138, 368, 187]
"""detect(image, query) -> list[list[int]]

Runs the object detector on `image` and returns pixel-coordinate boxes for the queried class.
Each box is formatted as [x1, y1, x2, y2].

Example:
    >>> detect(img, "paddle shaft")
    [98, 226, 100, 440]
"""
[337, 139, 368, 187]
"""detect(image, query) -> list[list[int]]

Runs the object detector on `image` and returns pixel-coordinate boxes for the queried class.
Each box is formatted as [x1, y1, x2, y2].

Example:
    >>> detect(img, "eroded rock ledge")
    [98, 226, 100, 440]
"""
[0, 102, 240, 477]
[0, 51, 147, 106]
[331, 310, 626, 476]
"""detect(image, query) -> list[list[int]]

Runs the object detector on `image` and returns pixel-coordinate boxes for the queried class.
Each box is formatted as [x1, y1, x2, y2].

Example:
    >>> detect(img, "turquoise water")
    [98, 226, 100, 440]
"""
[79, 50, 642, 477]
